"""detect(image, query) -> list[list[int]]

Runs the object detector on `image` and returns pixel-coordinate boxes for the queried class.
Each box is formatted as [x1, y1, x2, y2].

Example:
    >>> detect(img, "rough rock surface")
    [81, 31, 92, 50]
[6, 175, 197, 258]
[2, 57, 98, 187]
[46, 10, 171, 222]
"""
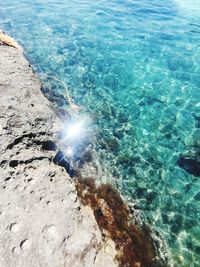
[0, 45, 117, 267]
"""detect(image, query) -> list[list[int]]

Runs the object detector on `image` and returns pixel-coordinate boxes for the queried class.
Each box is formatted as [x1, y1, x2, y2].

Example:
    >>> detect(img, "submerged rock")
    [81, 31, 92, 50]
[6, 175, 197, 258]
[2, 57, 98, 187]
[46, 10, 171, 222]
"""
[76, 177, 169, 267]
[105, 136, 119, 151]
[194, 192, 200, 201]
[177, 156, 200, 176]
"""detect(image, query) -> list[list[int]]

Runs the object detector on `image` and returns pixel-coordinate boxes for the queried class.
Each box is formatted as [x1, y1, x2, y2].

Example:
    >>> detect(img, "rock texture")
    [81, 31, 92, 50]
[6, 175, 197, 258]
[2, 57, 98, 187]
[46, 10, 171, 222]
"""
[0, 45, 117, 267]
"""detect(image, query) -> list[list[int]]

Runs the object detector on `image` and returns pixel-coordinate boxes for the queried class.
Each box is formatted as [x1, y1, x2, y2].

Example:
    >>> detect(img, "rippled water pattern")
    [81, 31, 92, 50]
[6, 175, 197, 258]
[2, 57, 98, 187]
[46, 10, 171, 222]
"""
[1, 0, 200, 265]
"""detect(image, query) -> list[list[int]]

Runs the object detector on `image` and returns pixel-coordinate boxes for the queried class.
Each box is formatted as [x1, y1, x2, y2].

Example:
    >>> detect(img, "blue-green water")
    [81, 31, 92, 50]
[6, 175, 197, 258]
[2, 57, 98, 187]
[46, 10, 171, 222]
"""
[1, 0, 200, 265]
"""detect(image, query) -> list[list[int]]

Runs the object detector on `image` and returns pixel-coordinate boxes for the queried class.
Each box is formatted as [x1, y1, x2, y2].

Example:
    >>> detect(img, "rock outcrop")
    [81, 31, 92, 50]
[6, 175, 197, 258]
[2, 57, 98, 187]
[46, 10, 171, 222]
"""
[0, 45, 117, 267]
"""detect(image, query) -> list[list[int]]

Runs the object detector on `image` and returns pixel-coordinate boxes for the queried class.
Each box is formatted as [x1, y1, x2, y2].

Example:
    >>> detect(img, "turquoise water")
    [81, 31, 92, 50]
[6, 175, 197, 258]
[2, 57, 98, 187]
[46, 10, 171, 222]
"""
[1, 0, 200, 265]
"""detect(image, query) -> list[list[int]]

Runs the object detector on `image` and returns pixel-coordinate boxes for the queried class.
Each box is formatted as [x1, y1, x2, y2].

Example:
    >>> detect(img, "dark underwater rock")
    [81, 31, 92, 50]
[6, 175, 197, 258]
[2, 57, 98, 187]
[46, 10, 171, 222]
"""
[185, 204, 198, 218]
[113, 128, 124, 139]
[184, 218, 197, 230]
[117, 153, 140, 166]
[118, 111, 128, 123]
[162, 213, 170, 224]
[105, 136, 119, 151]
[194, 192, 200, 201]
[192, 113, 200, 128]
[184, 182, 193, 193]
[177, 156, 200, 176]
[170, 214, 184, 234]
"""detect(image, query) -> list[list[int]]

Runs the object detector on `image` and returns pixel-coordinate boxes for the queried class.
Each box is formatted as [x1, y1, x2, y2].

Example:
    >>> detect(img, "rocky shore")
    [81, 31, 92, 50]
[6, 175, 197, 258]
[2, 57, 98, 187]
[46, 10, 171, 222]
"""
[0, 44, 117, 267]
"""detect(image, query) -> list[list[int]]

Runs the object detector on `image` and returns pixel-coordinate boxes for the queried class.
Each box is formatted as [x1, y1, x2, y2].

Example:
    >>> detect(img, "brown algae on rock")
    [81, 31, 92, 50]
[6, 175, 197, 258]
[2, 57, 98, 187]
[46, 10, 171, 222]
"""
[75, 176, 168, 267]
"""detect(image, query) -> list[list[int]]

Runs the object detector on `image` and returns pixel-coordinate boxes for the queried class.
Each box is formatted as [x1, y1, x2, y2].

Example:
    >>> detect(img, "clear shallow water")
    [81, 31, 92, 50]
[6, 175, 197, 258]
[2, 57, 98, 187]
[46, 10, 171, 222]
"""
[1, 0, 200, 265]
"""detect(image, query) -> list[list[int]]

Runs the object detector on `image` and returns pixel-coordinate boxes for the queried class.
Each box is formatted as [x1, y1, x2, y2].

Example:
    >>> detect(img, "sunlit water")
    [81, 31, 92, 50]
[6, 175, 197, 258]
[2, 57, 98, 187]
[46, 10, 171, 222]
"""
[1, 0, 200, 265]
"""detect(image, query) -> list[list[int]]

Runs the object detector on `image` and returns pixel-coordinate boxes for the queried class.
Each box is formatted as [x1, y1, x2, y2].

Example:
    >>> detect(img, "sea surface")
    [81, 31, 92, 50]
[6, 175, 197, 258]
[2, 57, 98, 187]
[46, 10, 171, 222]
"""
[1, 0, 200, 266]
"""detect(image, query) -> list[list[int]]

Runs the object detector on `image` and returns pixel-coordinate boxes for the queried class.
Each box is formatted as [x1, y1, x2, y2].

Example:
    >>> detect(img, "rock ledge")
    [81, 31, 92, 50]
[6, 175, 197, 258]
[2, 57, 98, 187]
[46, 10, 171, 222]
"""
[0, 45, 117, 267]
